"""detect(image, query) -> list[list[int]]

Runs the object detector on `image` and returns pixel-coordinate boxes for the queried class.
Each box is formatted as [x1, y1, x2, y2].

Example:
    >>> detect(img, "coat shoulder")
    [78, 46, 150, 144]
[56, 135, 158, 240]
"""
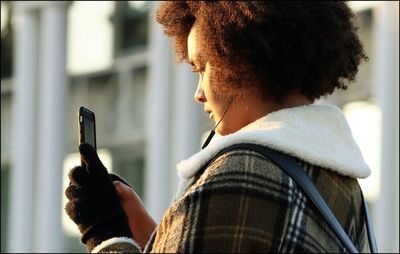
[198, 148, 291, 188]
[150, 147, 368, 253]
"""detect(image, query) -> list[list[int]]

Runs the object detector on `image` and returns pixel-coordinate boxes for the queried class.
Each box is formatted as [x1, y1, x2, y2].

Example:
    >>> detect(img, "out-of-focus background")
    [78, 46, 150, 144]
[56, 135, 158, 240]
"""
[0, 1, 398, 253]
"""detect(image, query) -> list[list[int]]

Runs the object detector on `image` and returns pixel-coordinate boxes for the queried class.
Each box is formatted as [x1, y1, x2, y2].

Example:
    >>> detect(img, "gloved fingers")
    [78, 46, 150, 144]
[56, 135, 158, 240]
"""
[65, 197, 94, 227]
[65, 193, 123, 225]
[68, 166, 91, 186]
[65, 184, 87, 201]
[109, 173, 132, 188]
[79, 143, 102, 168]
[65, 181, 115, 200]
[79, 143, 109, 179]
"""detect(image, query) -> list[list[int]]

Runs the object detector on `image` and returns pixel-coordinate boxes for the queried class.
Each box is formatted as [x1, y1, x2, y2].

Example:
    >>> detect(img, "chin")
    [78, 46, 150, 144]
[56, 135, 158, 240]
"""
[216, 124, 236, 136]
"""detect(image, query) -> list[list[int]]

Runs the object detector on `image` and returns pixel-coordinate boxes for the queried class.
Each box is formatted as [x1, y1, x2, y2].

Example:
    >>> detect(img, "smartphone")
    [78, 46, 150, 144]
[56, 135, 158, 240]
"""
[78, 106, 97, 166]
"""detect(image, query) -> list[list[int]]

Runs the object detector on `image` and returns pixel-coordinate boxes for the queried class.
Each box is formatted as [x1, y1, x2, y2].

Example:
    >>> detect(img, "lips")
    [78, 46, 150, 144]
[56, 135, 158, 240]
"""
[204, 109, 213, 120]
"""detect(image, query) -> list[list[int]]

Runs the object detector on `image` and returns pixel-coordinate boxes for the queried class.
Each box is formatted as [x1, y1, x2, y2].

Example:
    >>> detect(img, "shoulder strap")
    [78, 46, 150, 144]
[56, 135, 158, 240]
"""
[209, 143, 377, 253]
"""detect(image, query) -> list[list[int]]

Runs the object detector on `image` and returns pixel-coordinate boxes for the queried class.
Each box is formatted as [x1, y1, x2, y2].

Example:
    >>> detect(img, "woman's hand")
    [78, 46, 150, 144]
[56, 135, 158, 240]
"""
[113, 180, 157, 250]
[64, 144, 132, 252]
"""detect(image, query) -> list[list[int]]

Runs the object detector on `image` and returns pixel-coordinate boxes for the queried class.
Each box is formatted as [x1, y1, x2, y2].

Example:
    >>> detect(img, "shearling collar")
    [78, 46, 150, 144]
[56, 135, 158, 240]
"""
[177, 104, 371, 180]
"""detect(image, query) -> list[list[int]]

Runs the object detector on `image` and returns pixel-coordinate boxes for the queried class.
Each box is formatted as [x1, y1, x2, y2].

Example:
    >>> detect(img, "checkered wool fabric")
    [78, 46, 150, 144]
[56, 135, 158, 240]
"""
[144, 148, 370, 253]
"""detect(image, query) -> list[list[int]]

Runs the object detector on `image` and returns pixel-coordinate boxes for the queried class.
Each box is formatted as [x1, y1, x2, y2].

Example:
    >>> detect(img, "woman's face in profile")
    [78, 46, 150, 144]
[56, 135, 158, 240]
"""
[187, 23, 234, 135]
[187, 23, 268, 135]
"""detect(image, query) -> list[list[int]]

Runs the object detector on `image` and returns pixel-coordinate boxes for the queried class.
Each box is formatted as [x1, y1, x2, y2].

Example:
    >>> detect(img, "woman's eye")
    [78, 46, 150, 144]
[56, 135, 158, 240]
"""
[192, 65, 205, 74]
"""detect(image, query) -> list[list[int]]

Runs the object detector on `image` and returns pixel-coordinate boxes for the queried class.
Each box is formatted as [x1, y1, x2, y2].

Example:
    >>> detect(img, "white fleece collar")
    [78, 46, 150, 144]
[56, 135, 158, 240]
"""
[177, 104, 370, 180]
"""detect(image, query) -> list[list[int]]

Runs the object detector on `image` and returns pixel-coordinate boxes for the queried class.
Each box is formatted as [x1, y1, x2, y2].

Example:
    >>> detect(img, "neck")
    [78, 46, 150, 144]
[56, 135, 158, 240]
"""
[270, 90, 313, 112]
[245, 89, 312, 124]
[216, 89, 312, 136]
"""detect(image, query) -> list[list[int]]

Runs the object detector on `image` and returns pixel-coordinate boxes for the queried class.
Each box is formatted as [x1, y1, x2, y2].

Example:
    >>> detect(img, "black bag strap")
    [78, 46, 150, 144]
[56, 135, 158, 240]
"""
[208, 143, 377, 253]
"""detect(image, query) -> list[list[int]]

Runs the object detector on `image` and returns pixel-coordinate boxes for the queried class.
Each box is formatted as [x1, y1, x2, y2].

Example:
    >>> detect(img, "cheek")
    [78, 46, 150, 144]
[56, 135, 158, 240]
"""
[202, 73, 218, 103]
[204, 69, 227, 101]
[202, 67, 230, 112]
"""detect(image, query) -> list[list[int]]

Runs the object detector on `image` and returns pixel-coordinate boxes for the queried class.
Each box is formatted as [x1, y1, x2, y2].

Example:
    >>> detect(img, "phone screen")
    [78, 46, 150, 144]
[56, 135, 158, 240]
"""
[84, 117, 95, 148]
[79, 106, 96, 150]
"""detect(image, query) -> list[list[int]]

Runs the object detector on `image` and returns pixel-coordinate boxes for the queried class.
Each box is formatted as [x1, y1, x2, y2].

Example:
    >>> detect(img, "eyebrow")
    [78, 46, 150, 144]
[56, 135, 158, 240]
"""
[188, 59, 195, 67]
[187, 56, 198, 67]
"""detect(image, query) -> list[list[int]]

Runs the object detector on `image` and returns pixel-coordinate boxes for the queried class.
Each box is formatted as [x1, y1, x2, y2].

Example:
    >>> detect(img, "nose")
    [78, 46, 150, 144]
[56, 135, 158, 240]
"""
[194, 79, 206, 103]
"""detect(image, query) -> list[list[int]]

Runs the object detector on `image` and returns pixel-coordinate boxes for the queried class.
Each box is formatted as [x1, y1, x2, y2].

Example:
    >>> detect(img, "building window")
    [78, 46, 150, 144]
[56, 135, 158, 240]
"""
[67, 1, 115, 76]
[1, 1, 13, 79]
[119, 157, 144, 198]
[112, 1, 150, 56]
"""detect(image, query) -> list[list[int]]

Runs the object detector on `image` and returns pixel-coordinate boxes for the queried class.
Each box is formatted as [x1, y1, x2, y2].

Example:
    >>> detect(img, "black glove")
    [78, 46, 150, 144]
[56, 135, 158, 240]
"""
[65, 144, 133, 252]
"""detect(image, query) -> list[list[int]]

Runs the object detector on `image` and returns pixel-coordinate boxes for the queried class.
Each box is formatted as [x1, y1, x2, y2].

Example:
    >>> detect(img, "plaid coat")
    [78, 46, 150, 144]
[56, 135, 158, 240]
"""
[97, 148, 370, 253]
[144, 148, 370, 253]
[95, 105, 371, 253]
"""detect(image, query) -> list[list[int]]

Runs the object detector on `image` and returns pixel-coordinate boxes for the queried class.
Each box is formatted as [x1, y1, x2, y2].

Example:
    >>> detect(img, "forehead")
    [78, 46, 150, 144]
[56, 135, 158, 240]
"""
[187, 23, 200, 63]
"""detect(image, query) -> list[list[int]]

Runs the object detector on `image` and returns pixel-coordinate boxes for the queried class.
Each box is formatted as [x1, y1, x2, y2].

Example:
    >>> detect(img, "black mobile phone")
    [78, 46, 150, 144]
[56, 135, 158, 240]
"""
[78, 106, 97, 166]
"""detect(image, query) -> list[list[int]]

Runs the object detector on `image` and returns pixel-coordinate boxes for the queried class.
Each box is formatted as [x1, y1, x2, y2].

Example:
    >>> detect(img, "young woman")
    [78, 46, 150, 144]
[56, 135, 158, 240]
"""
[65, 2, 372, 253]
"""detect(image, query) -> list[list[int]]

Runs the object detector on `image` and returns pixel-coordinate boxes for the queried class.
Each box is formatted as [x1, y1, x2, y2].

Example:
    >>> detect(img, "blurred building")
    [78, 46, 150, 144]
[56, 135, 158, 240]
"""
[1, 1, 398, 253]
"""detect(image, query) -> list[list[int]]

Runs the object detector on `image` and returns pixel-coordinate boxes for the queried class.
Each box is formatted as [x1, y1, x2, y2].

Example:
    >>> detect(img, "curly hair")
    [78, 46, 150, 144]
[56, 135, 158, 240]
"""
[155, 1, 368, 102]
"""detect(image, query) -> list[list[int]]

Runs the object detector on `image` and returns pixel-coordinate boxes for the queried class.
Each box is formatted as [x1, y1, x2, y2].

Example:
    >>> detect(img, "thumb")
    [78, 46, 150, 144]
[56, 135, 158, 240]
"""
[79, 143, 107, 178]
